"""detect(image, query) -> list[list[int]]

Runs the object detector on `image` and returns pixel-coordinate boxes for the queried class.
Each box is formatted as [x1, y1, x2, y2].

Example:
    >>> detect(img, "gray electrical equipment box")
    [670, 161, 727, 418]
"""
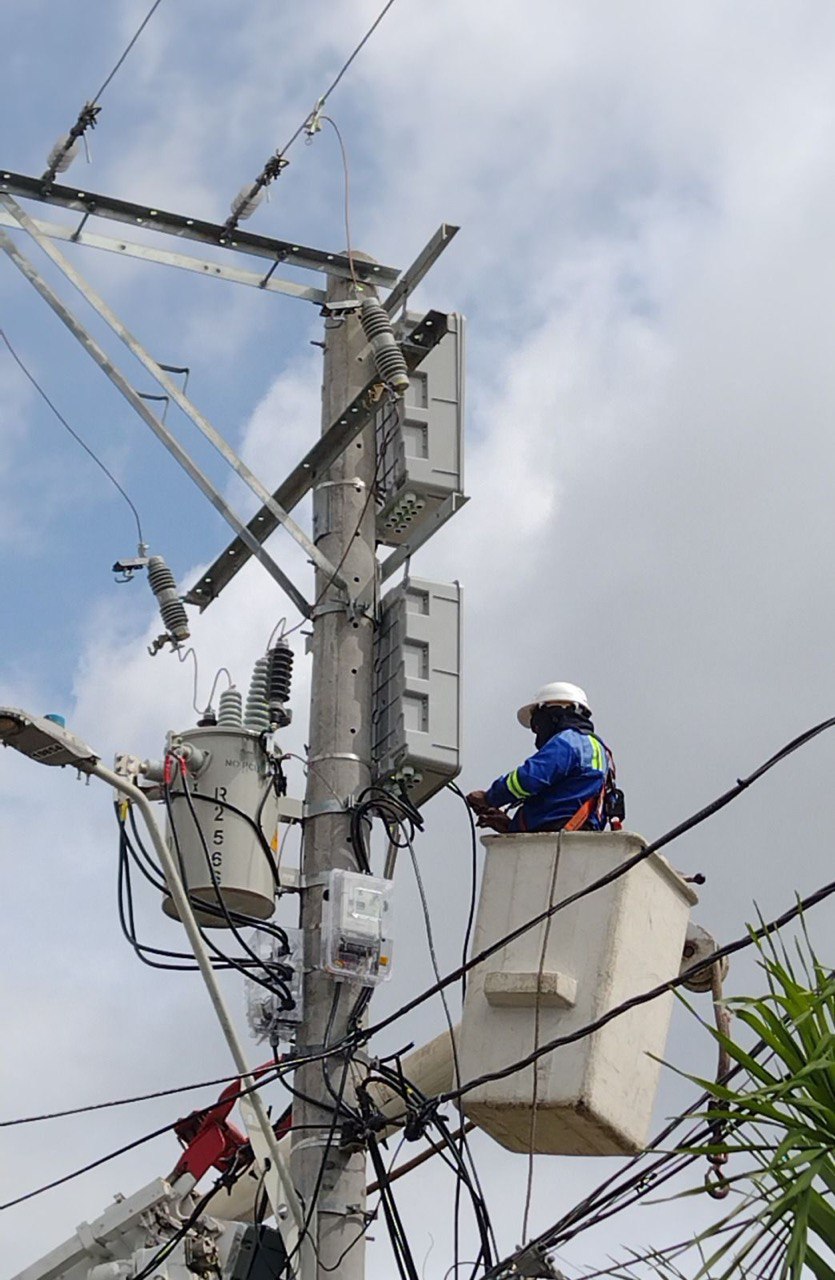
[372, 577, 462, 807]
[376, 313, 466, 547]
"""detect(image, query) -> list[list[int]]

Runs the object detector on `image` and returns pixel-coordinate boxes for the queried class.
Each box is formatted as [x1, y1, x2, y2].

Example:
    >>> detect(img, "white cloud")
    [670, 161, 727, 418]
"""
[5, 1, 835, 1273]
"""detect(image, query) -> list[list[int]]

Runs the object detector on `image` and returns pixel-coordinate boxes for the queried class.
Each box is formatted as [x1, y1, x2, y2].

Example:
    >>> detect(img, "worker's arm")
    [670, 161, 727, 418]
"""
[483, 736, 573, 809]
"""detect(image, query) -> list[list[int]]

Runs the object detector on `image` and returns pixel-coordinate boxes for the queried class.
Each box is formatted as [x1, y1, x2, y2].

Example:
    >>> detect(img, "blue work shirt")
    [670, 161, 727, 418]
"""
[484, 729, 609, 832]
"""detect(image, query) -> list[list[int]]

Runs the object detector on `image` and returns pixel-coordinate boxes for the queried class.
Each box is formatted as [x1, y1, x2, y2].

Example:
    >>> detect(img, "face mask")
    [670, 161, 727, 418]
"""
[531, 704, 569, 749]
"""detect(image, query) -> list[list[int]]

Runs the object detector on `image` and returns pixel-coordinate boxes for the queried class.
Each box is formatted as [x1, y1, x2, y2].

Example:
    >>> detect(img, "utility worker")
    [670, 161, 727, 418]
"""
[466, 682, 623, 834]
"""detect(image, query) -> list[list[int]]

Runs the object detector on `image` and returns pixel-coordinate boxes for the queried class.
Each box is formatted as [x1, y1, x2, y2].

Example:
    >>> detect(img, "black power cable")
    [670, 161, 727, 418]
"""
[446, 780, 479, 1002]
[361, 1059, 496, 1270]
[363, 712, 835, 1045]
[367, 1130, 421, 1280]
[120, 798, 294, 1006]
[1, 327, 144, 544]
[6, 713, 835, 1239]
[131, 1178, 225, 1280]
[438, 873, 835, 1108]
[126, 801, 290, 953]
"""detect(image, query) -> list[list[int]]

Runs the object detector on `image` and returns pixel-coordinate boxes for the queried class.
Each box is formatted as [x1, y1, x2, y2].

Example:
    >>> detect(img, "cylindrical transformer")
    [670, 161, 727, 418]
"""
[162, 724, 278, 927]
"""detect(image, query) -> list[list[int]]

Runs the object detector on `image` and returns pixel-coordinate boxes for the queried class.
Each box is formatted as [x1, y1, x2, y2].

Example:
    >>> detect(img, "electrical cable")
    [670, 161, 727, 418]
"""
[125, 801, 291, 953]
[521, 834, 562, 1245]
[131, 1178, 223, 1280]
[367, 1130, 421, 1280]
[164, 781, 295, 1009]
[184, 787, 283, 893]
[282, 1047, 354, 1273]
[437, 872, 835, 1108]
[117, 814, 262, 973]
[446, 781, 479, 1003]
[360, 1059, 496, 1270]
[483, 1039, 780, 1277]
[321, 115, 358, 289]
[92, 0, 166, 103]
[177, 646, 202, 716]
[362, 711, 835, 1045]
[443, 780, 484, 1278]
[42, 0, 167, 184]
[404, 830, 470, 1274]
[0, 1042, 344, 1131]
[0, 1042, 362, 1216]
[0, 1114, 178, 1211]
[349, 782, 423, 874]
[123, 799, 290, 953]
[1, 326, 144, 544]
[225, 0, 400, 232]
[7, 716, 833, 1137]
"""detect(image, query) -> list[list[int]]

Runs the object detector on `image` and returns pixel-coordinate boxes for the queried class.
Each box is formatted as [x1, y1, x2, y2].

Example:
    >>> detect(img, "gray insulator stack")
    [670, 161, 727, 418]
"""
[360, 299, 410, 396]
[46, 134, 80, 175]
[267, 640, 294, 726]
[147, 556, 190, 644]
[245, 655, 271, 731]
[218, 687, 243, 727]
[229, 183, 265, 222]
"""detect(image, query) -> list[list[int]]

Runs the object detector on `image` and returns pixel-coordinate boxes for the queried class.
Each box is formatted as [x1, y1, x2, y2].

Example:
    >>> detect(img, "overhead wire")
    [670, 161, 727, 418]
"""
[404, 829, 472, 1275]
[361, 711, 835, 1045]
[91, 0, 166, 104]
[6, 714, 835, 1137]
[42, 0, 167, 184]
[225, 0, 400, 233]
[0, 1114, 178, 1212]
[446, 781, 479, 1002]
[1, 326, 144, 545]
[6, 718, 835, 1242]
[1, 880, 813, 1226]
[437, 872, 835, 1108]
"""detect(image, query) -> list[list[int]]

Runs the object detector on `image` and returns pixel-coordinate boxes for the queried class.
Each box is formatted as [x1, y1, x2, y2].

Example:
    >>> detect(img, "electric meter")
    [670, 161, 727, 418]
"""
[321, 869, 393, 986]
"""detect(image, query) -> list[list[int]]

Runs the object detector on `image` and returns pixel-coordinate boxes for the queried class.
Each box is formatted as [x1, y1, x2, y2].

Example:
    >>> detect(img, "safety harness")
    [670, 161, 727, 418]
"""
[562, 738, 624, 831]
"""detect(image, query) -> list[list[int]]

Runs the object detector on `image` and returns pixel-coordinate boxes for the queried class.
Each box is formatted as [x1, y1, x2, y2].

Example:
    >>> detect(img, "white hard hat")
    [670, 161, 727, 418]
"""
[517, 681, 590, 727]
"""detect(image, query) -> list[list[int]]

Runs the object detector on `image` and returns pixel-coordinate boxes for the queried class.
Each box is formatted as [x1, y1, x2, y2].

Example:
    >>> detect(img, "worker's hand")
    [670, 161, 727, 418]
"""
[466, 789, 489, 814]
[476, 808, 512, 834]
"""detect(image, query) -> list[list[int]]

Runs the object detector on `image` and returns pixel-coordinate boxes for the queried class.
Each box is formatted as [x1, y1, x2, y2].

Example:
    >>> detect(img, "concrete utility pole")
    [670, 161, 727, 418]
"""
[291, 267, 380, 1278]
[2, 169, 463, 1278]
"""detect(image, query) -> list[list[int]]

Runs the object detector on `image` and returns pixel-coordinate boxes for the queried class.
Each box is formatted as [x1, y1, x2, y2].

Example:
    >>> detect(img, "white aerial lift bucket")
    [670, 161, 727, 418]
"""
[459, 831, 698, 1156]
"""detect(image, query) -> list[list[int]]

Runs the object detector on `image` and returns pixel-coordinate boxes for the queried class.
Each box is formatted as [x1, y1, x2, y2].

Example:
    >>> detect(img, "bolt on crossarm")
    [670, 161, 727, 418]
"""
[291, 264, 382, 1279]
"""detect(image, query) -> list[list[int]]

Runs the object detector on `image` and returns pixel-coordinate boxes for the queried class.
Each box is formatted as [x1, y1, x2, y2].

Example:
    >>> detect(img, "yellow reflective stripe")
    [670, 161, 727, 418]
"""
[590, 737, 604, 772]
[507, 768, 530, 799]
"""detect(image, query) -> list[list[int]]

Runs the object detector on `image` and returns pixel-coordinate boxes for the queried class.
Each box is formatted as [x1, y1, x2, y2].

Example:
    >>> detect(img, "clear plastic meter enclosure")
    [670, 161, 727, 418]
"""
[322, 869, 394, 986]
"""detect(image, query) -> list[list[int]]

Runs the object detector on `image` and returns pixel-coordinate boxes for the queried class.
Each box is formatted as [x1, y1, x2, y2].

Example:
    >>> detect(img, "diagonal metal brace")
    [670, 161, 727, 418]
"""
[0, 225, 314, 618]
[1, 193, 345, 594]
[186, 309, 450, 608]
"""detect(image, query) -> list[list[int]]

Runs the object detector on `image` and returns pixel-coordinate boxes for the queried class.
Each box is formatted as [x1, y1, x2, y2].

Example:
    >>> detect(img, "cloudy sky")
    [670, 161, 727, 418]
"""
[2, 1, 835, 1275]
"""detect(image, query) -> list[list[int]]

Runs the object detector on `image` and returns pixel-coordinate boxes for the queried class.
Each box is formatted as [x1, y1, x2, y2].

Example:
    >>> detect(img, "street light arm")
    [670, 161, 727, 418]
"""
[88, 761, 307, 1264]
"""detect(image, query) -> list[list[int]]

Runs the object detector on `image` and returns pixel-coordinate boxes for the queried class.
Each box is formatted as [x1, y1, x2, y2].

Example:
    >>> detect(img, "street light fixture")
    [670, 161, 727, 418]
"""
[0, 706, 99, 769]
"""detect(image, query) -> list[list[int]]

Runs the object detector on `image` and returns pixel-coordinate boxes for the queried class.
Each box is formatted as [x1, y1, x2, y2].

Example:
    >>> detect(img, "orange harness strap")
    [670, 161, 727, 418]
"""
[563, 796, 595, 832]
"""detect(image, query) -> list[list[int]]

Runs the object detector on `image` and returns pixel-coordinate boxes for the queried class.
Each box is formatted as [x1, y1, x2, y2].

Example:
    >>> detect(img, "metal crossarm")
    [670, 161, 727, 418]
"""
[2, 194, 345, 595]
[186, 310, 450, 608]
[0, 206, 328, 303]
[0, 167, 400, 286]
